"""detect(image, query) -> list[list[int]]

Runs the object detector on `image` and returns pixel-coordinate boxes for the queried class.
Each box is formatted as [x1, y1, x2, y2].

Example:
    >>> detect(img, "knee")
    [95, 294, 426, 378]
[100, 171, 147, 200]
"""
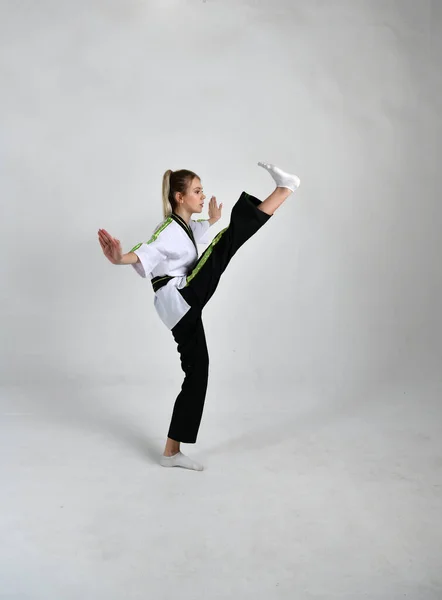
[182, 348, 209, 377]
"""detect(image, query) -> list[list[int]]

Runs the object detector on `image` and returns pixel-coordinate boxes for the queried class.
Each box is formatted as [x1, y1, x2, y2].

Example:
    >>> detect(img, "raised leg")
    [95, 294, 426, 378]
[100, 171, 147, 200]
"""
[258, 186, 292, 215]
[179, 191, 272, 311]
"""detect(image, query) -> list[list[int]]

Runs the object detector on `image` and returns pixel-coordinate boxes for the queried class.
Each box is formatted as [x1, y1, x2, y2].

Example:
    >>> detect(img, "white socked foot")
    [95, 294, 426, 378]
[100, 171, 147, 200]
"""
[160, 451, 204, 471]
[258, 162, 300, 192]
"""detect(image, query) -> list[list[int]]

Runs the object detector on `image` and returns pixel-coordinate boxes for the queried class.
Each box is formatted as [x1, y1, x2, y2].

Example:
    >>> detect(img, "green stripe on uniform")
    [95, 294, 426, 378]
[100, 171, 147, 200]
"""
[129, 217, 173, 253]
[186, 227, 229, 286]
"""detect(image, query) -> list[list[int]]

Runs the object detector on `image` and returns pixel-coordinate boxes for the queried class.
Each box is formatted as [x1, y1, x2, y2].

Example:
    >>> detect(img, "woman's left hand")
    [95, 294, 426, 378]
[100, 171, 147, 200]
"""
[208, 196, 223, 222]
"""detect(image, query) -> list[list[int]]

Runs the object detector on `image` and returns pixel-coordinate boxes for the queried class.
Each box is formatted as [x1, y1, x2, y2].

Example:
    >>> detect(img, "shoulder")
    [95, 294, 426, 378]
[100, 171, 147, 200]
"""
[129, 217, 174, 253]
[189, 219, 209, 229]
[147, 217, 174, 244]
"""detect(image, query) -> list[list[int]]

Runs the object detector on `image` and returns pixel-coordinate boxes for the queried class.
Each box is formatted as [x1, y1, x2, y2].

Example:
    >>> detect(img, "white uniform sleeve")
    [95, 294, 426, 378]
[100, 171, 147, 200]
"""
[130, 232, 168, 278]
[189, 219, 211, 244]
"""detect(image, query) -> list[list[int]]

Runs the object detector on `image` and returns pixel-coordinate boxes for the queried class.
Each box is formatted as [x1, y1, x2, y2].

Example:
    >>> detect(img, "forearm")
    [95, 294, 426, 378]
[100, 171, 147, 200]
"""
[208, 217, 220, 226]
[118, 252, 139, 265]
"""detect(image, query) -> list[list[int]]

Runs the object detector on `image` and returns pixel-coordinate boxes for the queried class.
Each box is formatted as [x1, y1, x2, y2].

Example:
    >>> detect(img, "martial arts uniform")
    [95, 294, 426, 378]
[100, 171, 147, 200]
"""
[130, 191, 272, 443]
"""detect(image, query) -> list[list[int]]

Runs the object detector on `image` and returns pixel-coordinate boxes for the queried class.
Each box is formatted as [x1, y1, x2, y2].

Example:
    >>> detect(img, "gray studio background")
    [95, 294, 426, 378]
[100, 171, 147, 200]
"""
[1, 1, 441, 599]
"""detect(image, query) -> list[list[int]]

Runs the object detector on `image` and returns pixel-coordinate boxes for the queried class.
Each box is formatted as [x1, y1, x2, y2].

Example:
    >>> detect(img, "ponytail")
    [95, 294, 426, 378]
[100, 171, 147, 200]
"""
[162, 169, 174, 219]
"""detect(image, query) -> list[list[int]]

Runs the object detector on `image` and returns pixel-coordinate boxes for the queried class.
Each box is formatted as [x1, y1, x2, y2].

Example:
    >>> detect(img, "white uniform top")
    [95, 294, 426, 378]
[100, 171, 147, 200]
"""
[130, 217, 212, 329]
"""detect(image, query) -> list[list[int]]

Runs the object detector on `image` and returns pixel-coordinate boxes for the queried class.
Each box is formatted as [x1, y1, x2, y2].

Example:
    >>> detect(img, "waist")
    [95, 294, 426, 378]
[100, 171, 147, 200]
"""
[151, 275, 182, 293]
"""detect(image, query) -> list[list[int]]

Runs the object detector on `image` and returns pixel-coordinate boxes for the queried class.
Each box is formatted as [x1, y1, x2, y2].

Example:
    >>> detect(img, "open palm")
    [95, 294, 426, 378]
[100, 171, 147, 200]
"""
[98, 229, 123, 265]
[208, 196, 223, 221]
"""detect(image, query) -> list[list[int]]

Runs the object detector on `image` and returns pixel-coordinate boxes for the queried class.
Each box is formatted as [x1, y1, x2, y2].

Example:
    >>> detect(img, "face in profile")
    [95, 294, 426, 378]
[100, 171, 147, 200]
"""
[181, 177, 206, 214]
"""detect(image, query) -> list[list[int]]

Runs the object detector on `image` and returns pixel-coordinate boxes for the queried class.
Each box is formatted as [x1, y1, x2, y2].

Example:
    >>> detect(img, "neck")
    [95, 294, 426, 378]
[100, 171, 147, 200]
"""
[173, 205, 192, 225]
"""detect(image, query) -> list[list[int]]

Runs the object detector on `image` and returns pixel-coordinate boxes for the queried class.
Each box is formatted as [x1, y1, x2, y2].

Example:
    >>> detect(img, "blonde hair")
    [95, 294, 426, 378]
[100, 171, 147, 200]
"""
[162, 169, 199, 219]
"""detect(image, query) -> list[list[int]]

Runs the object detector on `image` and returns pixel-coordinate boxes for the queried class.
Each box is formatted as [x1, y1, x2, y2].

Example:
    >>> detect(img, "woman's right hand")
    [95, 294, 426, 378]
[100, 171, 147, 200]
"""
[98, 229, 123, 265]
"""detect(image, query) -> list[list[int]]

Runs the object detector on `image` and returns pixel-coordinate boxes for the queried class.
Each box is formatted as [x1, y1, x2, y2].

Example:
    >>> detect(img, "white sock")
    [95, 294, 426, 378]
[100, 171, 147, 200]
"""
[258, 162, 300, 192]
[160, 451, 204, 471]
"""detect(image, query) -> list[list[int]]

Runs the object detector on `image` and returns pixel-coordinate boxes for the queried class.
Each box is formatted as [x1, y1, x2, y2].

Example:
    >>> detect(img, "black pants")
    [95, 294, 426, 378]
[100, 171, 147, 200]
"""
[168, 191, 272, 443]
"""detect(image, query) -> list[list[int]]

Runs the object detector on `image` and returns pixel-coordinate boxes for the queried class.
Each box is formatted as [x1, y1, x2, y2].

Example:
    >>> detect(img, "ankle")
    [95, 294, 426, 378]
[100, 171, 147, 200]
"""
[164, 437, 180, 457]
[163, 449, 180, 457]
[276, 186, 292, 197]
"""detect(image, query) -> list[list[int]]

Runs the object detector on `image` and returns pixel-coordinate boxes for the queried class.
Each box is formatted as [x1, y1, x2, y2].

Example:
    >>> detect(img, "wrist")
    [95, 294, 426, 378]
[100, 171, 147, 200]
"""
[118, 252, 137, 265]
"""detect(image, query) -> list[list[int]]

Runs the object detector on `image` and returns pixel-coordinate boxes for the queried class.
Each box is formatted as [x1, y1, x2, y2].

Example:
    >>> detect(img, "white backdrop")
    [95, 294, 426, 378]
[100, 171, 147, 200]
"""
[1, 1, 441, 396]
[1, 1, 441, 598]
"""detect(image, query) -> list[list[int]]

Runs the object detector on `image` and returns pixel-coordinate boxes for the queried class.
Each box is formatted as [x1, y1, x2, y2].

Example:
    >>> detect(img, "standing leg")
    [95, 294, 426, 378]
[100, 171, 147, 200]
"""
[160, 305, 208, 471]
[169, 307, 209, 443]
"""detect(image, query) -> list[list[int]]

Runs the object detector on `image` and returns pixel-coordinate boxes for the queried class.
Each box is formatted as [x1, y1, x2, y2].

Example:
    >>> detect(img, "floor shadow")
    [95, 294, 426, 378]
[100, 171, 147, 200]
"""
[25, 382, 163, 464]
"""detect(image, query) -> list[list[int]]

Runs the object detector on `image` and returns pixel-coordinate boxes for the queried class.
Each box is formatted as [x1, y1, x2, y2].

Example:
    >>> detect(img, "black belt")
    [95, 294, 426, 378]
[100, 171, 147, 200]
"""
[151, 275, 176, 293]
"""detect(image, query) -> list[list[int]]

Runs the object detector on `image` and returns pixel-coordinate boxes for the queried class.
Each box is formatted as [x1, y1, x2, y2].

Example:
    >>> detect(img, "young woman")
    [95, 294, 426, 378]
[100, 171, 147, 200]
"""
[98, 162, 300, 471]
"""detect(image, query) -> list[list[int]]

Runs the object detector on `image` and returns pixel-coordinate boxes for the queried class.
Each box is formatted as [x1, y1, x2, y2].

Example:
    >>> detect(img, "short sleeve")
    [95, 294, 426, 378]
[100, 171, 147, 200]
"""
[129, 226, 168, 278]
[189, 219, 211, 244]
